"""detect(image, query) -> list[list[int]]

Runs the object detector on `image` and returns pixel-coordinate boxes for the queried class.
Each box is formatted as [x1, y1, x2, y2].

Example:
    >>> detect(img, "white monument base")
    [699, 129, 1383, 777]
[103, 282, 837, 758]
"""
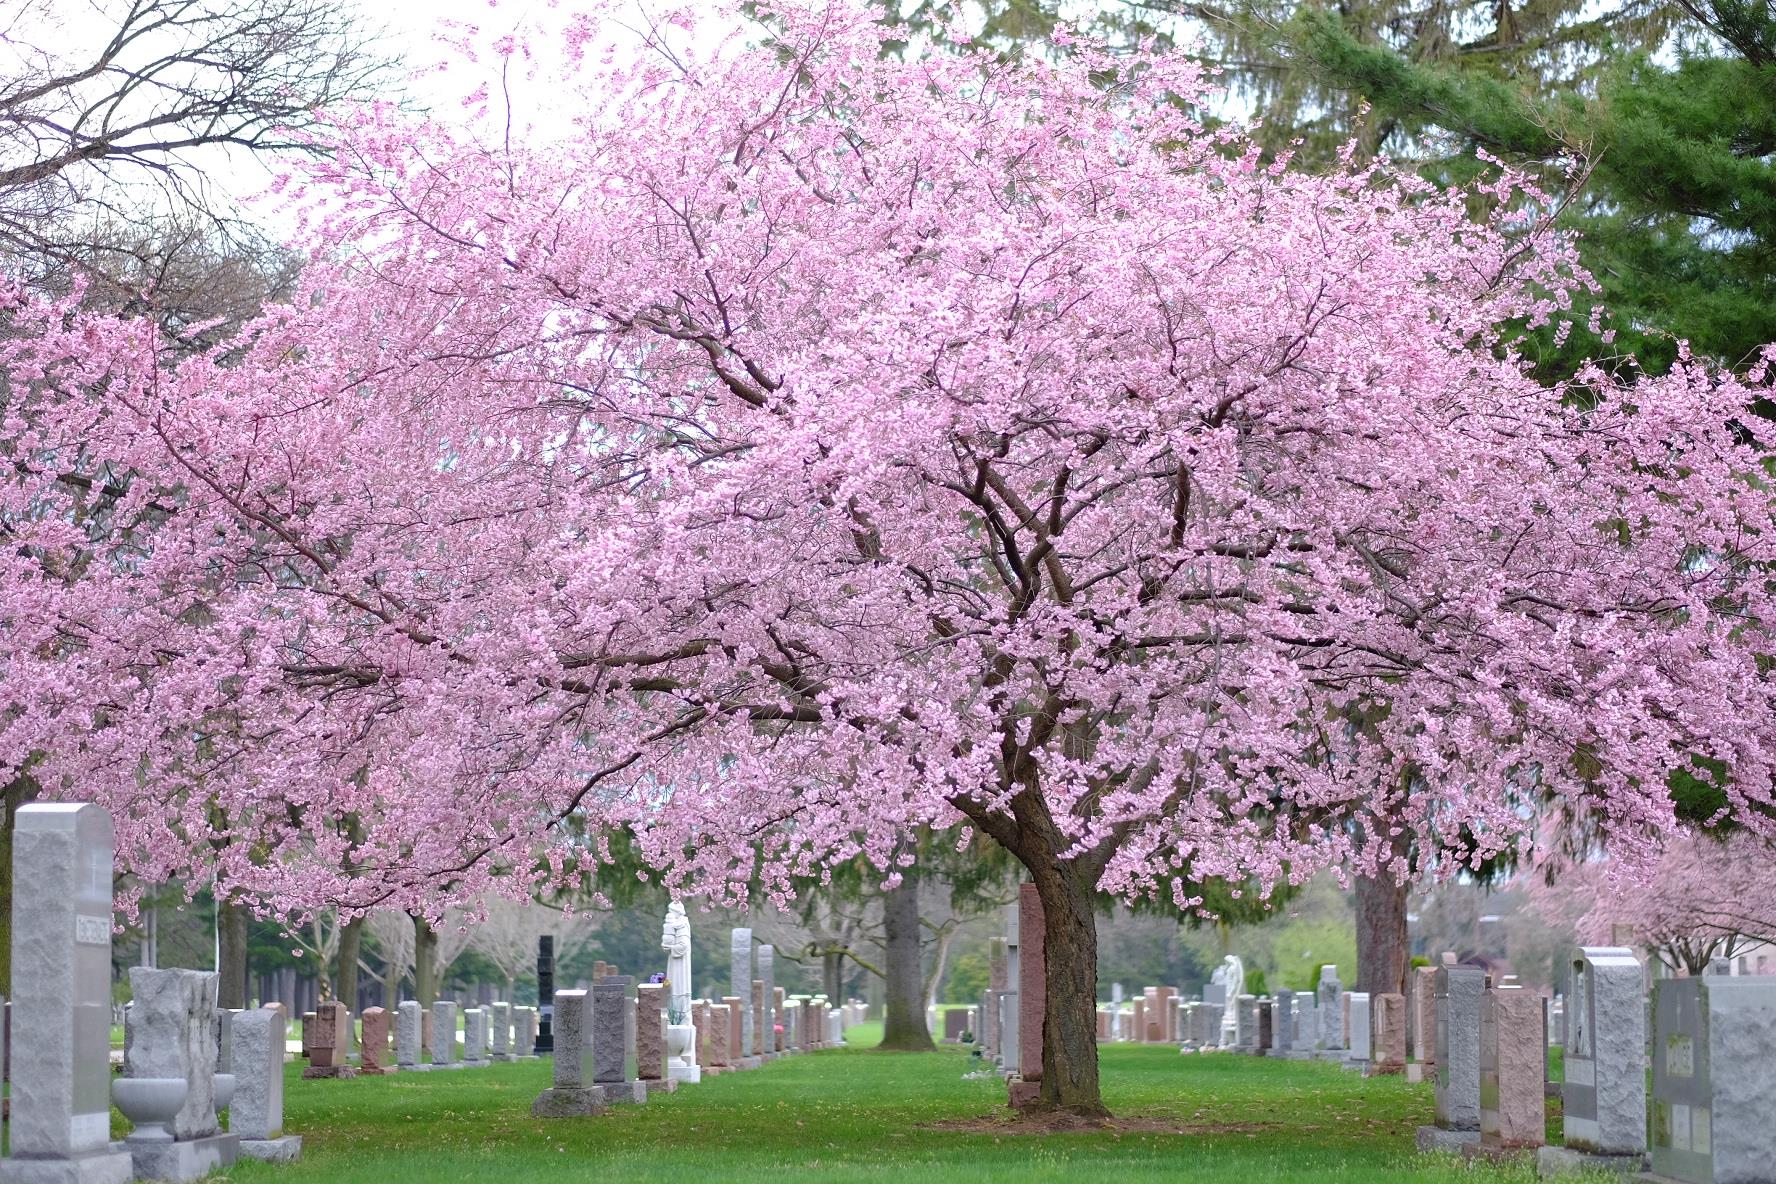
[668, 1064, 702, 1085]
[124, 1133, 239, 1183]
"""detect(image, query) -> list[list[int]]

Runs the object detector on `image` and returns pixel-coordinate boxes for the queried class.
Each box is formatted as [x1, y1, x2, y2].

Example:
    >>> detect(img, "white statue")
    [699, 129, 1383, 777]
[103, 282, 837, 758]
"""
[661, 900, 700, 1082]
[1217, 955, 1245, 1048]
[662, 900, 692, 1019]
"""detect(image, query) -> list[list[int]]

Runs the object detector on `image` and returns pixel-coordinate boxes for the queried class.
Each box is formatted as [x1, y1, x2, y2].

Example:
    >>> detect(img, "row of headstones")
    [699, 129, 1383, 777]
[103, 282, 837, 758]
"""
[528, 926, 858, 1119]
[1416, 947, 1776, 1183]
[529, 981, 849, 1116]
[294, 998, 541, 1076]
[1092, 985, 1184, 1043]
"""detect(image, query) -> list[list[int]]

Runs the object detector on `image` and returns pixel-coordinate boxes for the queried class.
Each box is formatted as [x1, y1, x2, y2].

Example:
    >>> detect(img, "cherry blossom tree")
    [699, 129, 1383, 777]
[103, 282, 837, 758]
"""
[6, 1, 1776, 1115]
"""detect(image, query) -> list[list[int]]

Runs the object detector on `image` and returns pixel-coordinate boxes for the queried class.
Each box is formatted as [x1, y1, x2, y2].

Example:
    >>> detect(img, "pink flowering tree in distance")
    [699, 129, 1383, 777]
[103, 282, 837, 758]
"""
[1527, 832, 1776, 975]
[6, 1, 1776, 1114]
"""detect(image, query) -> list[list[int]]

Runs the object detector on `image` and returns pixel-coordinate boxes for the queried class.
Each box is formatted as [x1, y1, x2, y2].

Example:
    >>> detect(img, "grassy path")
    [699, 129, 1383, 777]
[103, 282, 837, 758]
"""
[227, 1023, 1543, 1182]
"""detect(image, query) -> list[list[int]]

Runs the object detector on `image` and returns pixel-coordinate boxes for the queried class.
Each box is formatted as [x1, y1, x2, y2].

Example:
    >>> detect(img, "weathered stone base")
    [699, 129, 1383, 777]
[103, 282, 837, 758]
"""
[641, 1078, 677, 1096]
[1367, 1063, 1405, 1077]
[1341, 1059, 1367, 1073]
[397, 1062, 430, 1071]
[1406, 1063, 1428, 1083]
[1006, 1079, 1042, 1109]
[1535, 1146, 1645, 1177]
[301, 1065, 357, 1079]
[434, 1062, 467, 1070]
[1464, 1140, 1539, 1163]
[667, 1064, 702, 1085]
[1417, 1126, 1482, 1153]
[735, 1056, 763, 1070]
[1544, 1081, 1561, 1098]
[1285, 1051, 1315, 1061]
[237, 1136, 303, 1164]
[596, 1081, 647, 1105]
[531, 1088, 606, 1118]
[492, 1054, 516, 1062]
[126, 1133, 240, 1182]
[0, 1148, 136, 1184]
[463, 1059, 491, 1069]
[356, 1065, 395, 1075]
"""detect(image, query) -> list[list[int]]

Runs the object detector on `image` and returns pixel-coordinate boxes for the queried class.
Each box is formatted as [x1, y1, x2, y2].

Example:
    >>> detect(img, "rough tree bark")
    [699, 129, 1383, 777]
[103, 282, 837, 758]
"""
[413, 913, 439, 1007]
[877, 861, 935, 1051]
[336, 914, 365, 1012]
[1354, 872, 1411, 996]
[1027, 856, 1107, 1117]
[217, 898, 250, 1008]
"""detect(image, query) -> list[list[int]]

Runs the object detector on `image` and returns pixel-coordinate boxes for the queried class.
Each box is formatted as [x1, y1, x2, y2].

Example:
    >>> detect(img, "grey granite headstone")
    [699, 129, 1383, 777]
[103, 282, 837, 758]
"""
[730, 930, 752, 1058]
[490, 1002, 512, 1060]
[1273, 990, 1295, 1055]
[531, 990, 603, 1117]
[231, 1007, 301, 1162]
[1417, 957, 1486, 1152]
[1649, 974, 1776, 1184]
[1316, 965, 1344, 1052]
[430, 1001, 459, 1067]
[462, 1008, 489, 1066]
[1347, 991, 1372, 1064]
[515, 1006, 539, 1058]
[1, 803, 134, 1184]
[122, 967, 239, 1181]
[1235, 994, 1258, 1051]
[999, 990, 1019, 1073]
[757, 945, 777, 1054]
[1560, 947, 1645, 1157]
[395, 1001, 423, 1069]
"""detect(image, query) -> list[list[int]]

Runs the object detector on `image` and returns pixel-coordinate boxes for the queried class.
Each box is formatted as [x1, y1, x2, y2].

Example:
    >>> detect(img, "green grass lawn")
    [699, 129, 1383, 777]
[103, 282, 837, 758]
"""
[223, 1024, 1552, 1183]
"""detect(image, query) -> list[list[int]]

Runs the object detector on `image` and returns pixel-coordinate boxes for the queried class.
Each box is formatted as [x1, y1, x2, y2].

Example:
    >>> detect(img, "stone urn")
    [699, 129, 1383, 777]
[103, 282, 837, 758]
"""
[666, 1022, 699, 1083]
[212, 1072, 237, 1115]
[113, 1076, 188, 1143]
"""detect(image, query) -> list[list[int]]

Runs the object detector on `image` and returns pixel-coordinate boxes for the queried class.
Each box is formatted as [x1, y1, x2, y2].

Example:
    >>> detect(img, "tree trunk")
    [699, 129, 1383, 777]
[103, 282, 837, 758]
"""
[1028, 858, 1108, 1118]
[413, 913, 439, 1007]
[824, 949, 843, 1003]
[1354, 871, 1410, 995]
[383, 946, 403, 1007]
[336, 914, 365, 1012]
[877, 862, 934, 1051]
[217, 897, 250, 1008]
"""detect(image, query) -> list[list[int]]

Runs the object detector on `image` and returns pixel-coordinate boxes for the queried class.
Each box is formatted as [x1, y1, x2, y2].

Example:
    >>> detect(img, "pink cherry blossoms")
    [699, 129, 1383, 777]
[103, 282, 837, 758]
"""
[4, 0, 1775, 933]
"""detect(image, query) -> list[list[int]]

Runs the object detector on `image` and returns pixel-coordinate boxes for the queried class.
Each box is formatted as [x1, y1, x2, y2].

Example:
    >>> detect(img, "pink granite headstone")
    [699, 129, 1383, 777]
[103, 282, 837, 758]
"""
[360, 1006, 393, 1073]
[1480, 986, 1546, 1151]
[1371, 993, 1407, 1074]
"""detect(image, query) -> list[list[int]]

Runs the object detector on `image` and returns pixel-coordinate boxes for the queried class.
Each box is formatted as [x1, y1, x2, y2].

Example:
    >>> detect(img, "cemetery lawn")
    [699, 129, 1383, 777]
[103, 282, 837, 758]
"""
[225, 1026, 1555, 1183]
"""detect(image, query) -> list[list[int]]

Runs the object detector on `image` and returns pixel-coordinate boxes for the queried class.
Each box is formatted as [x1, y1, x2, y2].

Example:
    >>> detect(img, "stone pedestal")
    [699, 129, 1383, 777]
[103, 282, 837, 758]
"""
[490, 1002, 513, 1061]
[395, 1001, 424, 1070]
[126, 1135, 241, 1183]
